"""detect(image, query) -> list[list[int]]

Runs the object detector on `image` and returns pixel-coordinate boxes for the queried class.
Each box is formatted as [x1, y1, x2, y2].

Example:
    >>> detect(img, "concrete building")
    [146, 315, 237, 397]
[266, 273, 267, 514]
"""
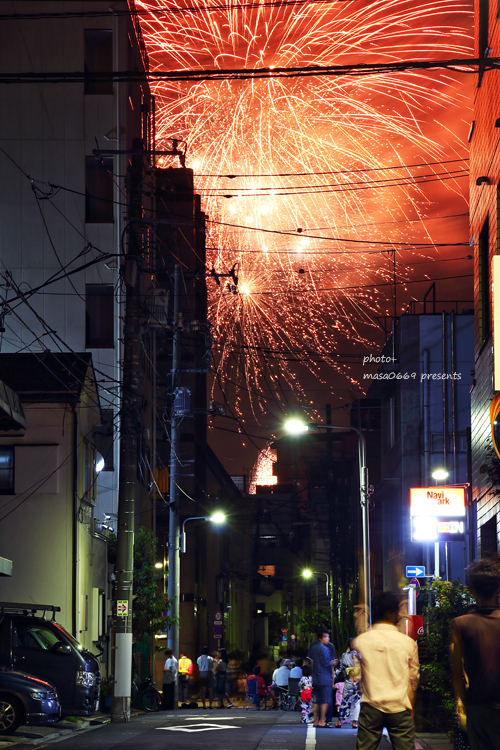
[0, 353, 107, 661]
[0, 0, 154, 527]
[364, 312, 475, 588]
[469, 0, 500, 556]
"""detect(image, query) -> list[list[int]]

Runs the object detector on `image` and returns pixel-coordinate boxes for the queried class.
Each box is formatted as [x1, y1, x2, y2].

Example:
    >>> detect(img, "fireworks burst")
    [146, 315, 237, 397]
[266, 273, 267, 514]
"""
[137, 0, 472, 416]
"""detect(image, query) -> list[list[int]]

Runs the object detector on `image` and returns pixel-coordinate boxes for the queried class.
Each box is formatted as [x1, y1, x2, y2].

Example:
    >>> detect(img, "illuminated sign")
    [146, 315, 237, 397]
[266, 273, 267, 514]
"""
[410, 487, 465, 518]
[410, 487, 466, 542]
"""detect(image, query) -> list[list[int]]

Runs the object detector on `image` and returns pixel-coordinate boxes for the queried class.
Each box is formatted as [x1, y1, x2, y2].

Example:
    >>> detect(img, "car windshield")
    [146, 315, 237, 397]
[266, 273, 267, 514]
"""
[52, 623, 84, 651]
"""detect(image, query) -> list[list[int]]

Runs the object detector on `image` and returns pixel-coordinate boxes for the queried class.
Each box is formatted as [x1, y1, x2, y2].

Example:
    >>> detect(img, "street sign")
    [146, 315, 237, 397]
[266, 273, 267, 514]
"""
[281, 628, 288, 634]
[406, 566, 425, 578]
[214, 621, 224, 625]
[281, 636, 287, 642]
[214, 611, 222, 621]
[117, 601, 128, 616]
[214, 624, 222, 636]
[409, 578, 420, 596]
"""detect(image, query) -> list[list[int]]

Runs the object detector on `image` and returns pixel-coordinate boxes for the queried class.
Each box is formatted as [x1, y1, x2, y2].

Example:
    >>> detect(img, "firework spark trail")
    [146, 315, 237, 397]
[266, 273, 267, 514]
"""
[137, 0, 472, 416]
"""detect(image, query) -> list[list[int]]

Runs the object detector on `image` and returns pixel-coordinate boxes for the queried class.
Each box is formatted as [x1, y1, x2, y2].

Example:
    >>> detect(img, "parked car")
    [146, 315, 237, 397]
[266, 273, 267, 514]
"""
[0, 603, 100, 717]
[0, 668, 60, 734]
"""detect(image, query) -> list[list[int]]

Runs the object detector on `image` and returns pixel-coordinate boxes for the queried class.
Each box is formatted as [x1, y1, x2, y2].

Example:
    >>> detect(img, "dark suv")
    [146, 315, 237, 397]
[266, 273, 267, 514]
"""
[0, 604, 100, 717]
[0, 668, 60, 734]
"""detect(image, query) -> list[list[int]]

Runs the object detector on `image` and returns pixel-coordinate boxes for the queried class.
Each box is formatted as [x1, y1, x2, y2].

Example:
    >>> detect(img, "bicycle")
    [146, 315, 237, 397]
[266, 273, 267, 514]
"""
[132, 676, 162, 712]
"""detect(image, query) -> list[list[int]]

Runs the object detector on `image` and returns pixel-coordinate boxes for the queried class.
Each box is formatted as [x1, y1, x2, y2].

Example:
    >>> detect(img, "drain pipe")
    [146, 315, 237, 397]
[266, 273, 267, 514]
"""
[71, 402, 78, 638]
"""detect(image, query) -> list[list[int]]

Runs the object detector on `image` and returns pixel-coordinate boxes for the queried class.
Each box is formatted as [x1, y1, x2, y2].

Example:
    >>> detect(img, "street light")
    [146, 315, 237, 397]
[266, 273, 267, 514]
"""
[301, 568, 330, 596]
[285, 419, 371, 627]
[180, 512, 227, 554]
[431, 469, 449, 482]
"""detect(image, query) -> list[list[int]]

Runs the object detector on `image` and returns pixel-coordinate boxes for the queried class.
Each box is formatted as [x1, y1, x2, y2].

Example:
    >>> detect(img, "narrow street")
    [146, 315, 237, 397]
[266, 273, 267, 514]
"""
[40, 711, 360, 750]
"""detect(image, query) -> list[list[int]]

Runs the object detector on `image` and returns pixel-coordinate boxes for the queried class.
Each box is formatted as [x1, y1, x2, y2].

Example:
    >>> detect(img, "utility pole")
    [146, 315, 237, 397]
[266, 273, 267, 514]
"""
[112, 139, 144, 722]
[167, 264, 181, 703]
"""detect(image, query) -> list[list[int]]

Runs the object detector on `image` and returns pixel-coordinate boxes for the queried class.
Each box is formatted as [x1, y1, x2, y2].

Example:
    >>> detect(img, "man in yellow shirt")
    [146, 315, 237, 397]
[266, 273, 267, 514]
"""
[353, 592, 419, 750]
[178, 653, 193, 703]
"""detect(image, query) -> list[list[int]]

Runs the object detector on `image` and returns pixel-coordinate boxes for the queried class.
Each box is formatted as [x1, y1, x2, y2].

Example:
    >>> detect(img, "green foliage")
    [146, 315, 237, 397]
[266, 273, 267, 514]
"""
[296, 607, 331, 636]
[418, 579, 475, 716]
[132, 527, 178, 636]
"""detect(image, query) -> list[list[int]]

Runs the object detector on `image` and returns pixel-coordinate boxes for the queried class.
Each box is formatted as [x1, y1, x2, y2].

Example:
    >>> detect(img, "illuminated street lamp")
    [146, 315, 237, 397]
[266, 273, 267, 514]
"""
[180, 512, 227, 553]
[431, 469, 449, 482]
[285, 419, 371, 626]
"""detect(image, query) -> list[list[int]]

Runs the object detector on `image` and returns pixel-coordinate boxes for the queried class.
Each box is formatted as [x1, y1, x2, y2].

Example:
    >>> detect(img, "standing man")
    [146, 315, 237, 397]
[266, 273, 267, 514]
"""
[451, 556, 500, 750]
[307, 627, 337, 728]
[178, 652, 193, 703]
[162, 648, 178, 710]
[354, 592, 419, 750]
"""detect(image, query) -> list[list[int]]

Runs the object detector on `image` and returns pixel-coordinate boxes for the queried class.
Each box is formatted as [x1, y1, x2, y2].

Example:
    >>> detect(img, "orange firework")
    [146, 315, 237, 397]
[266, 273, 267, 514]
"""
[137, 0, 472, 416]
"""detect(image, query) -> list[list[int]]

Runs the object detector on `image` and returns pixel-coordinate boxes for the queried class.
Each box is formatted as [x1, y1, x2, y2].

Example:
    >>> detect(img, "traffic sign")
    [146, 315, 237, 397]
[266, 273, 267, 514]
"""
[214, 624, 222, 636]
[214, 611, 222, 621]
[281, 628, 288, 634]
[406, 566, 425, 578]
[117, 601, 128, 616]
[281, 636, 287, 642]
[409, 578, 420, 596]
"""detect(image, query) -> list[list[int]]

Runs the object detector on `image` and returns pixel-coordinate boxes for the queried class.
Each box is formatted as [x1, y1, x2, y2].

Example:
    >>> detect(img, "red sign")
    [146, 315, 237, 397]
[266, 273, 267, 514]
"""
[409, 578, 420, 596]
[214, 611, 223, 621]
[407, 615, 424, 641]
[214, 624, 222, 636]
[281, 629, 288, 634]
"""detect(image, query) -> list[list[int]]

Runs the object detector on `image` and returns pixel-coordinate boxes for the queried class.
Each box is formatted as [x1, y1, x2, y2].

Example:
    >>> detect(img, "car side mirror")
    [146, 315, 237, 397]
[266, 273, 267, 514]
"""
[52, 643, 72, 655]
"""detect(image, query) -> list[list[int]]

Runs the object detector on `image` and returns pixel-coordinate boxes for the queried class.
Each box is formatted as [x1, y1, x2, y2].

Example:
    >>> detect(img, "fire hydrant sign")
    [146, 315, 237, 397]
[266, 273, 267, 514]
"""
[117, 600, 128, 616]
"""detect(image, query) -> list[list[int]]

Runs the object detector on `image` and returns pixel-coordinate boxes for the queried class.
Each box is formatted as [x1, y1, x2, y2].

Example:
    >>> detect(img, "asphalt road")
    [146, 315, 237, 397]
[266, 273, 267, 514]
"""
[40, 710, 361, 750]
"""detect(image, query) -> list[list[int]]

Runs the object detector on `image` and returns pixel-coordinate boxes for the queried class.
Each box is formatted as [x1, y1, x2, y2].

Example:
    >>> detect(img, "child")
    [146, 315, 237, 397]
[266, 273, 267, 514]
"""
[247, 666, 268, 709]
[299, 664, 313, 724]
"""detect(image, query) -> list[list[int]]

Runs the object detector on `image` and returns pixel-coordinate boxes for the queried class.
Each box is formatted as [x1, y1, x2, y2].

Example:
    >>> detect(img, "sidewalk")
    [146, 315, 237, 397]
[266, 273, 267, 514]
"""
[415, 733, 453, 750]
[0, 714, 111, 749]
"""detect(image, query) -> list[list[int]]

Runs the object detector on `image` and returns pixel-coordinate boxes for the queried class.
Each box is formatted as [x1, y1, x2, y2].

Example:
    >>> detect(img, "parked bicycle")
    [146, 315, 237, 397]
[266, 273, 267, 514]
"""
[132, 676, 162, 712]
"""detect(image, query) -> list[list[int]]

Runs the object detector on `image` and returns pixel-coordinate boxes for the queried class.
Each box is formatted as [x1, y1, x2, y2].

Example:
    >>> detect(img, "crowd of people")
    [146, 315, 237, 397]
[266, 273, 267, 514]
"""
[159, 557, 500, 750]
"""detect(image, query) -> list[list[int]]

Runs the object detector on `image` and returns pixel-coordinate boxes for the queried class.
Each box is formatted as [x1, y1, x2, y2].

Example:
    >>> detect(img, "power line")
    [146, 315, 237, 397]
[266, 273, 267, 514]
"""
[0, 57, 494, 85]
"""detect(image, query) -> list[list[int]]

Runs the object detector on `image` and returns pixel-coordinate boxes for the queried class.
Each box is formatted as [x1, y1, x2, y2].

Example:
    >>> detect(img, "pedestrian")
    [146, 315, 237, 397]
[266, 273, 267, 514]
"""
[215, 647, 234, 708]
[299, 664, 313, 724]
[197, 646, 215, 709]
[270, 658, 291, 707]
[290, 658, 303, 679]
[336, 640, 362, 729]
[325, 640, 337, 724]
[247, 665, 268, 709]
[451, 556, 500, 750]
[178, 652, 193, 703]
[307, 627, 337, 728]
[353, 592, 419, 750]
[161, 648, 178, 710]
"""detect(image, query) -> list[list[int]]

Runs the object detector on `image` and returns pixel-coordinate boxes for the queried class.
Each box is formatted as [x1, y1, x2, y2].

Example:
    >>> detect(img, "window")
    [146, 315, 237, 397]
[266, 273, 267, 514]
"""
[85, 157, 114, 223]
[0, 448, 14, 494]
[84, 29, 113, 95]
[478, 218, 491, 343]
[15, 624, 64, 651]
[86, 284, 114, 348]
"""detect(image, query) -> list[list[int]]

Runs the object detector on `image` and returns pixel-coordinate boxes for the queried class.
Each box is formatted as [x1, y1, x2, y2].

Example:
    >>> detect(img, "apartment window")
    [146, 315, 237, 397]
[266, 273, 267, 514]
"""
[478, 217, 491, 343]
[84, 29, 113, 95]
[85, 284, 114, 348]
[0, 447, 14, 494]
[85, 156, 114, 223]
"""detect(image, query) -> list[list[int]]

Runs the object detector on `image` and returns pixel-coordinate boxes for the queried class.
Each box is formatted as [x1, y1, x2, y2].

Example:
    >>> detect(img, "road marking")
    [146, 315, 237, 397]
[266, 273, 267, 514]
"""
[184, 716, 248, 720]
[306, 724, 316, 750]
[158, 723, 240, 733]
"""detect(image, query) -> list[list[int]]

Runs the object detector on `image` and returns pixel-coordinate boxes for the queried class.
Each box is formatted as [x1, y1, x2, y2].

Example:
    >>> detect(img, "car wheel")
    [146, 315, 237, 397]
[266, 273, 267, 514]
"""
[0, 695, 23, 734]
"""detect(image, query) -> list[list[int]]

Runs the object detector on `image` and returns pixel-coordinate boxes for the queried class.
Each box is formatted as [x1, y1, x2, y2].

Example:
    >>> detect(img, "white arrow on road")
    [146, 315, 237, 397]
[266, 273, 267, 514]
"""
[158, 723, 240, 733]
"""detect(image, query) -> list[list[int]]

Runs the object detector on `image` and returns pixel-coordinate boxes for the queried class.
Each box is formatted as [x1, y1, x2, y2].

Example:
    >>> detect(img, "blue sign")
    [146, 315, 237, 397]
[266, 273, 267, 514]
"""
[406, 566, 425, 578]
[281, 636, 287, 642]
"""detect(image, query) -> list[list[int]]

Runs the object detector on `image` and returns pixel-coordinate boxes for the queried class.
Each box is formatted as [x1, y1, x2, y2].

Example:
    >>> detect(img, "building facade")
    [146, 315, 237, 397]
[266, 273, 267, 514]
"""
[469, 0, 500, 556]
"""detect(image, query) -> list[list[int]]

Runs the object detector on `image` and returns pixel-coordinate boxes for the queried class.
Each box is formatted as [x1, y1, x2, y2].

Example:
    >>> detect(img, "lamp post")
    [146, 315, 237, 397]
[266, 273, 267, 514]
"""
[286, 420, 371, 627]
[431, 469, 449, 580]
[302, 568, 333, 632]
[180, 512, 227, 554]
